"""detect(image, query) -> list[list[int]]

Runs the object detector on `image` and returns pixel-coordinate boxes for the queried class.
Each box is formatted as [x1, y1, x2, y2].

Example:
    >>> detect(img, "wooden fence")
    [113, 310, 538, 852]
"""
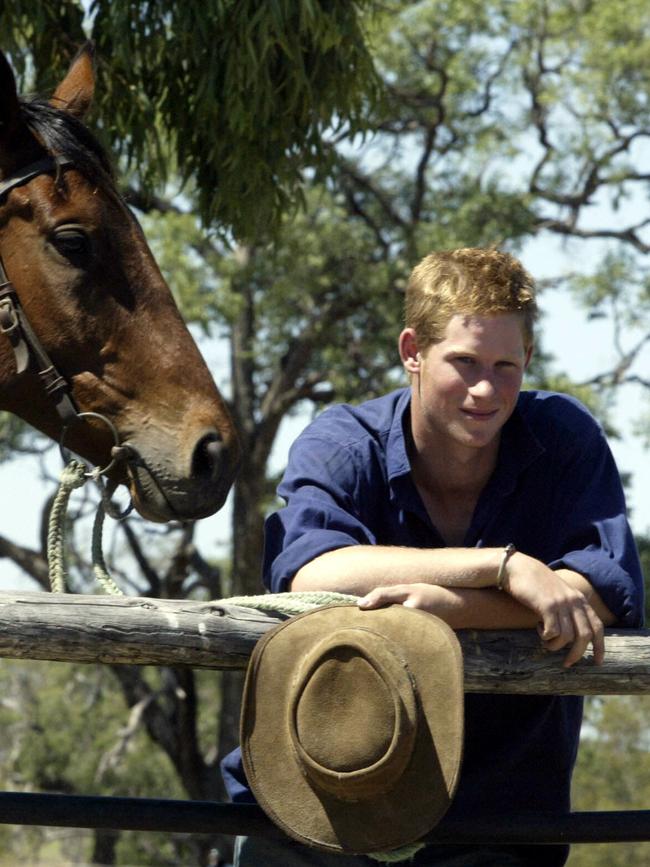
[1, 591, 648, 694]
[1, 590, 649, 845]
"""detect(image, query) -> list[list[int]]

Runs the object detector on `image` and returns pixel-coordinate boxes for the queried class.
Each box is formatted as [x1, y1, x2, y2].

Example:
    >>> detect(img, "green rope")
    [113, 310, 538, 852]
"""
[47, 460, 87, 593]
[47, 459, 124, 595]
[91, 502, 125, 596]
[367, 844, 424, 863]
[221, 591, 426, 863]
[221, 591, 359, 613]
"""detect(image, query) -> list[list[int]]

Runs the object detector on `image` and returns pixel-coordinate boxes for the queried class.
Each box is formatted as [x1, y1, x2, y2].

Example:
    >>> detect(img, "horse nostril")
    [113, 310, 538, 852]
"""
[191, 433, 223, 480]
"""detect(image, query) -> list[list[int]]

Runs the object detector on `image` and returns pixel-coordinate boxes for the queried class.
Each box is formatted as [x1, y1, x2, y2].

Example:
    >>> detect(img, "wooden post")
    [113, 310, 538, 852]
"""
[0, 591, 648, 694]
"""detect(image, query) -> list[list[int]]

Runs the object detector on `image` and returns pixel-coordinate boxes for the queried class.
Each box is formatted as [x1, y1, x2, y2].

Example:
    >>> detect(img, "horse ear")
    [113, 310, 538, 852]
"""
[0, 50, 22, 145]
[51, 42, 95, 119]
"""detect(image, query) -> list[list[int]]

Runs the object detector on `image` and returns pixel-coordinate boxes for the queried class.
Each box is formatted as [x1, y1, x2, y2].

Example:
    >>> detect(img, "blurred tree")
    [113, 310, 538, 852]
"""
[638, 533, 650, 621]
[0, 658, 225, 865]
[0, 0, 381, 238]
[570, 694, 650, 867]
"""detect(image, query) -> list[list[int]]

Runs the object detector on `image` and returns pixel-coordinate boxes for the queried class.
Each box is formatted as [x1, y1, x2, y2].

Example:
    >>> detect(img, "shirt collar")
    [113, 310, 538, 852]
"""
[386, 388, 545, 502]
[386, 388, 413, 485]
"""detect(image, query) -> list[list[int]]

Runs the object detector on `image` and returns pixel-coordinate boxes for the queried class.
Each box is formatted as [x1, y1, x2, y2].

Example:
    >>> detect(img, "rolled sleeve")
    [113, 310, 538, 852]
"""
[547, 417, 644, 627]
[555, 545, 642, 627]
[262, 433, 379, 593]
[264, 503, 376, 593]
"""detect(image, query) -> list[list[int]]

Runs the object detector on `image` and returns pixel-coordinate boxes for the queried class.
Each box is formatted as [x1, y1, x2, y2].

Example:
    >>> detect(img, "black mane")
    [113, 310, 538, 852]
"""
[19, 97, 115, 191]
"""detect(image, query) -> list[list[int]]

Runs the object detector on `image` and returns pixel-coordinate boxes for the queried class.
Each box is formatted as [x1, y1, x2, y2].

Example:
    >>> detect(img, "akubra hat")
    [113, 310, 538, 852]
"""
[240, 604, 464, 854]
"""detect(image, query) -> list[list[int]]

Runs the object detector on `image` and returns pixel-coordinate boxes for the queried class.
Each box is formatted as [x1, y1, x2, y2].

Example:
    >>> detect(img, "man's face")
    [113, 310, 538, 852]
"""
[403, 312, 530, 457]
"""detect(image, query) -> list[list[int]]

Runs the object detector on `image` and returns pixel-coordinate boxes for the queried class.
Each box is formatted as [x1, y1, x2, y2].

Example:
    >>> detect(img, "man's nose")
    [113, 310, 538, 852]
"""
[468, 371, 497, 398]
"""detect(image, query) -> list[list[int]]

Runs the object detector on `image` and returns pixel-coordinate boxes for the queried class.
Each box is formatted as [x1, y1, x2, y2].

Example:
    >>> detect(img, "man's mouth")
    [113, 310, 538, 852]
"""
[461, 407, 499, 421]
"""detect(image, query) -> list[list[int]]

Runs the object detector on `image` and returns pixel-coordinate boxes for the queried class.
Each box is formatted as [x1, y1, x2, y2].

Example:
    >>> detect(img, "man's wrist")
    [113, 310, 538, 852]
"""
[496, 543, 517, 591]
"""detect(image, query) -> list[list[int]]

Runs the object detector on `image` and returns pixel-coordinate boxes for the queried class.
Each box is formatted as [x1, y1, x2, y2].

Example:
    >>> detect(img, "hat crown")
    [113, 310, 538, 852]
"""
[288, 629, 418, 801]
[241, 604, 464, 854]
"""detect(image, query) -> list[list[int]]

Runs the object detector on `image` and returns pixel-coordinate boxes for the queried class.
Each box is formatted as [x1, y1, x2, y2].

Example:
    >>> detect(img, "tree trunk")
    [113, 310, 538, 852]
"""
[91, 828, 119, 865]
[218, 459, 267, 862]
[230, 465, 266, 597]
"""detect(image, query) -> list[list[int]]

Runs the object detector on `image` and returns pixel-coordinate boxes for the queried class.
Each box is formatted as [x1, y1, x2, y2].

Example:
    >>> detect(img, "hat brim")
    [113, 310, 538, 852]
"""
[241, 604, 464, 854]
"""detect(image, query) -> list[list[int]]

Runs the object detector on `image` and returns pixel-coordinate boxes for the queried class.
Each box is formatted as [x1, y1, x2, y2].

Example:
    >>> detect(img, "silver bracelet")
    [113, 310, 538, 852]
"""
[496, 543, 516, 591]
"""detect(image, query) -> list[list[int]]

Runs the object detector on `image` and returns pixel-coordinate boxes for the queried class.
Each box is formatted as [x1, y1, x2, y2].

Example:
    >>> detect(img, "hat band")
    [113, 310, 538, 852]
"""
[287, 629, 419, 802]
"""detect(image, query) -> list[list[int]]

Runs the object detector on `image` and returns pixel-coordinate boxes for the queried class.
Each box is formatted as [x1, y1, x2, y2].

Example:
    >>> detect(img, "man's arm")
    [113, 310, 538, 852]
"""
[292, 544, 506, 594]
[292, 545, 614, 667]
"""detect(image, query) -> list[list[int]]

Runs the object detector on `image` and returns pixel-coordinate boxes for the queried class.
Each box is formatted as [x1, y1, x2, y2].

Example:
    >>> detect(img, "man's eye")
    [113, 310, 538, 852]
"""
[456, 356, 474, 364]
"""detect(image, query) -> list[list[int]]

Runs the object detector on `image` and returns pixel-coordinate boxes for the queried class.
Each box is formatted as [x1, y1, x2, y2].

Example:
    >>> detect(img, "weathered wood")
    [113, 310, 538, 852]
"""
[0, 591, 647, 694]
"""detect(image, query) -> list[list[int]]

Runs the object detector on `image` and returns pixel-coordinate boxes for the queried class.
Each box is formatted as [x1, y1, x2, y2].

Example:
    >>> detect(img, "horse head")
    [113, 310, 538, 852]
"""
[0, 45, 240, 522]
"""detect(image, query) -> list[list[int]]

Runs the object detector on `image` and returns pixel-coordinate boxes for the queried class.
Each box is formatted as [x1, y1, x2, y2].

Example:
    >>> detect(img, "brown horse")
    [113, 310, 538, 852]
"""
[0, 45, 240, 522]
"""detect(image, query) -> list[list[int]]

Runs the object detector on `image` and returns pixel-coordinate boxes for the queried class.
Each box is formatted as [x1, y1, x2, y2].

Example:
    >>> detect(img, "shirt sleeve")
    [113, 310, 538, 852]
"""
[262, 431, 378, 593]
[547, 416, 644, 627]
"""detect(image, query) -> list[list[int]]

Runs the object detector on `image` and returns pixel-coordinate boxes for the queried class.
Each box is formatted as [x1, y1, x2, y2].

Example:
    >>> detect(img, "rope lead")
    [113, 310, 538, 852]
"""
[47, 460, 87, 593]
[47, 459, 125, 595]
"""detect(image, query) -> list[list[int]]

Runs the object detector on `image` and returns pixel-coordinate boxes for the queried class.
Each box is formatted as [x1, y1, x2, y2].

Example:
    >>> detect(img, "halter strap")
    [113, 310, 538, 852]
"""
[0, 156, 73, 201]
[0, 156, 79, 423]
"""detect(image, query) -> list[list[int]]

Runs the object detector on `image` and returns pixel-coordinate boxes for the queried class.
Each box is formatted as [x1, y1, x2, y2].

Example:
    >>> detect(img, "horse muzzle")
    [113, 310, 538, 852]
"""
[116, 431, 240, 523]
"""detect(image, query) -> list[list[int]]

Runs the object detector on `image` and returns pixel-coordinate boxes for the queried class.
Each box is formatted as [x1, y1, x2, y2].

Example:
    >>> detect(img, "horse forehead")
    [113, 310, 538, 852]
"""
[7, 169, 123, 230]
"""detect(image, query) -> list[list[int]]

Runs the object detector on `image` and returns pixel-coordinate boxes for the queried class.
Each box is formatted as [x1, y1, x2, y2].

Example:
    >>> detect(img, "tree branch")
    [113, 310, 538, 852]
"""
[537, 218, 650, 254]
[120, 521, 162, 597]
[334, 156, 410, 231]
[0, 536, 49, 590]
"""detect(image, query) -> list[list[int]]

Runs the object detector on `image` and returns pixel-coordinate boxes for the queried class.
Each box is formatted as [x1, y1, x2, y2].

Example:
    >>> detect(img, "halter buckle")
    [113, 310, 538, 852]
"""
[39, 365, 69, 396]
[0, 296, 19, 335]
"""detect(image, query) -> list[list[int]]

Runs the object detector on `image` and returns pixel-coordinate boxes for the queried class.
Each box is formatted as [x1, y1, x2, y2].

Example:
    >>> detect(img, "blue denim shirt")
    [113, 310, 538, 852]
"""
[223, 388, 643, 837]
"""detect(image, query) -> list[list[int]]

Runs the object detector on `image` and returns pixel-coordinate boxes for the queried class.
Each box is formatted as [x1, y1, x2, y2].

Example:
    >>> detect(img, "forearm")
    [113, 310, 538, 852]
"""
[291, 544, 506, 595]
[383, 584, 541, 630]
[554, 568, 617, 625]
[292, 546, 611, 667]
[362, 566, 612, 668]
[370, 575, 616, 631]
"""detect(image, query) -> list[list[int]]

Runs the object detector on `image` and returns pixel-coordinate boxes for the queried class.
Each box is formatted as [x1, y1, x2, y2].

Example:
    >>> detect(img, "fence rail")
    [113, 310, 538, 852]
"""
[0, 591, 647, 694]
[1, 590, 650, 844]
[2, 792, 650, 845]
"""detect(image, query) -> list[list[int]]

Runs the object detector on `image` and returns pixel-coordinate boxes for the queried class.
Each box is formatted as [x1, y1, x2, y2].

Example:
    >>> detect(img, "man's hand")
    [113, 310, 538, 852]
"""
[359, 583, 452, 616]
[500, 552, 605, 667]
[358, 556, 606, 668]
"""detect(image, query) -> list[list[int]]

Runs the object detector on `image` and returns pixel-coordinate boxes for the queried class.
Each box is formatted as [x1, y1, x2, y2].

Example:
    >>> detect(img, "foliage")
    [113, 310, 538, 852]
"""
[119, 0, 650, 607]
[0, 0, 382, 239]
[0, 658, 224, 865]
[570, 694, 650, 866]
[0, 413, 48, 462]
[637, 533, 650, 623]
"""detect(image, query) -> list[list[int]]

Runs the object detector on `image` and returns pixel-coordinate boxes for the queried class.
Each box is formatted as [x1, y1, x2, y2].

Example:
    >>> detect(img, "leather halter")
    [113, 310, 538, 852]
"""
[0, 156, 78, 423]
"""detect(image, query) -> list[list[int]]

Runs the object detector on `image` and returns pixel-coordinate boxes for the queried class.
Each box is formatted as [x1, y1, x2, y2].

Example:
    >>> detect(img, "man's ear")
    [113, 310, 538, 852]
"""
[50, 42, 95, 119]
[399, 328, 422, 375]
[524, 344, 534, 370]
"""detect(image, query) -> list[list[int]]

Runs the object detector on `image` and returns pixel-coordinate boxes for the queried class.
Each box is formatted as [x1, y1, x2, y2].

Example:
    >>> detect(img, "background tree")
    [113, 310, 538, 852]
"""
[570, 694, 650, 867]
[0, 657, 225, 865]
[0, 0, 381, 237]
[0, 1, 649, 865]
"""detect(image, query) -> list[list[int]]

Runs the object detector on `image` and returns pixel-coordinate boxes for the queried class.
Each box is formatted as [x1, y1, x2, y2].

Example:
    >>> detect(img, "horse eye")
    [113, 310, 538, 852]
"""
[51, 226, 91, 264]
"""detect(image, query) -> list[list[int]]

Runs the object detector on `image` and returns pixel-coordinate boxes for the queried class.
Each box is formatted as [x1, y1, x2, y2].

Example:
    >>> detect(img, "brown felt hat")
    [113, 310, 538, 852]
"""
[240, 604, 464, 854]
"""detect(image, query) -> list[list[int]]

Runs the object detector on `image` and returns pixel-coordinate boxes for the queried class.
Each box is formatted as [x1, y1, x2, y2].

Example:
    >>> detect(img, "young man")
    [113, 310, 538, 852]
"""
[224, 248, 643, 866]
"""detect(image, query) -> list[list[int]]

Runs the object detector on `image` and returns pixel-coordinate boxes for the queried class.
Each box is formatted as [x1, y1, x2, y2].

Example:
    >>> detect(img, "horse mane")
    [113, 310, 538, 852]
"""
[19, 97, 115, 192]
